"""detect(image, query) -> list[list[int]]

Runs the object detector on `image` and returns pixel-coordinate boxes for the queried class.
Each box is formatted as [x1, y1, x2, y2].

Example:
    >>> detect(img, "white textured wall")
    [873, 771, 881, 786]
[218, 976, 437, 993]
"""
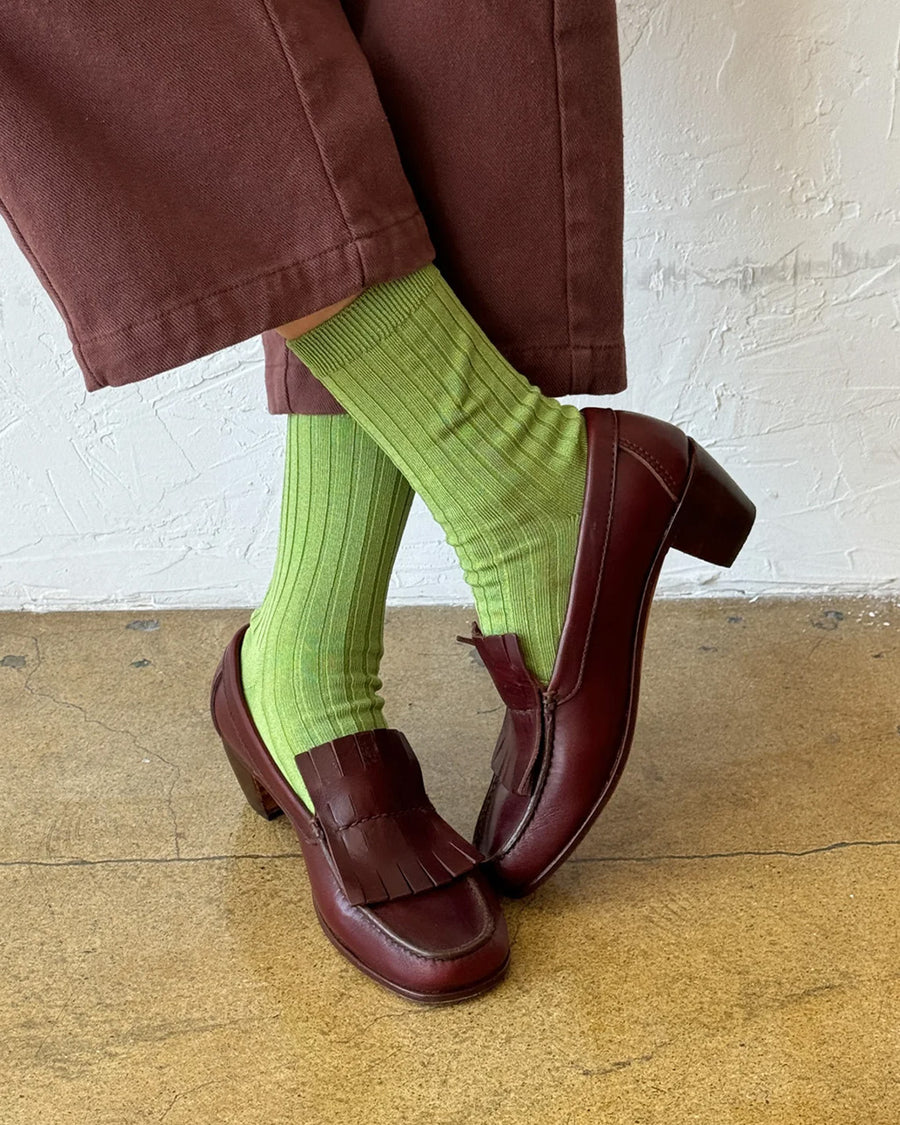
[0, 0, 897, 611]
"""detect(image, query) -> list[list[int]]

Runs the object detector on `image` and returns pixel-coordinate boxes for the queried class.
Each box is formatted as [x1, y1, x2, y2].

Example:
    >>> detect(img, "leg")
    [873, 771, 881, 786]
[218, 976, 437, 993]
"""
[239, 412, 412, 810]
[285, 264, 756, 895]
[274, 291, 363, 340]
[288, 266, 587, 685]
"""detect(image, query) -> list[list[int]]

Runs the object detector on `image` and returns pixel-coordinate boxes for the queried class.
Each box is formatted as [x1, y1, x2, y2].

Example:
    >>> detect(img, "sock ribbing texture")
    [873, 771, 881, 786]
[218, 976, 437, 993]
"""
[240, 413, 413, 809]
[286, 264, 587, 684]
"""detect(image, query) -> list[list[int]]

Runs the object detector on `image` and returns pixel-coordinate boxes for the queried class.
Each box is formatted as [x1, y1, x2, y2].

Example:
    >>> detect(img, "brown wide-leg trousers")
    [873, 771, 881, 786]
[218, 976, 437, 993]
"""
[0, 1, 625, 414]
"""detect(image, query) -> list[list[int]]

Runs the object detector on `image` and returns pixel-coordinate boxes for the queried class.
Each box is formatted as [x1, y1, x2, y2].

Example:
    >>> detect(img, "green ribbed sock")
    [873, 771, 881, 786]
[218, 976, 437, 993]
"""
[285, 264, 587, 685]
[240, 413, 413, 809]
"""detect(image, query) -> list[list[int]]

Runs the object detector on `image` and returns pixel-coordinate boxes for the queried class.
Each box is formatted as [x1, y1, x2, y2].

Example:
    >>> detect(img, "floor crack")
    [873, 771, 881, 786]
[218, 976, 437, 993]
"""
[571, 839, 900, 865]
[22, 635, 184, 856]
[5, 838, 898, 872]
[0, 851, 303, 870]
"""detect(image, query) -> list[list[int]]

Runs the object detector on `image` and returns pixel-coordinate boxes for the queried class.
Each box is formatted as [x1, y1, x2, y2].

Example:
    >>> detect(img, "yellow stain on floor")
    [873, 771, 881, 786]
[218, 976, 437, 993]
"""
[1, 599, 898, 1124]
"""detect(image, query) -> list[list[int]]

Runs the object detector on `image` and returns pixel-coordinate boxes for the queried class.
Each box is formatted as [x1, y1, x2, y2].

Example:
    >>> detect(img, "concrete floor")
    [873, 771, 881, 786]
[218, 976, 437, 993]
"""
[1, 599, 898, 1124]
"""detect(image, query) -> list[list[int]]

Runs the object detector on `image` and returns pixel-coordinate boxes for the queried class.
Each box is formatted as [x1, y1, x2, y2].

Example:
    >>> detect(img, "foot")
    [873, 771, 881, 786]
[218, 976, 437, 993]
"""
[213, 627, 510, 1002]
[469, 409, 756, 896]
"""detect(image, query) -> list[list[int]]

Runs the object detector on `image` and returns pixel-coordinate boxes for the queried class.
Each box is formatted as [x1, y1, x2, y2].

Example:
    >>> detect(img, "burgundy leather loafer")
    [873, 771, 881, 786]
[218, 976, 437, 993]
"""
[465, 408, 756, 897]
[211, 625, 509, 1003]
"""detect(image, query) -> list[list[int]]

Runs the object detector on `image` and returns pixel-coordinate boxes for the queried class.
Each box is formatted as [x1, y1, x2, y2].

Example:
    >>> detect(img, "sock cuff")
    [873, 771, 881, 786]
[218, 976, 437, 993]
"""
[286, 263, 442, 378]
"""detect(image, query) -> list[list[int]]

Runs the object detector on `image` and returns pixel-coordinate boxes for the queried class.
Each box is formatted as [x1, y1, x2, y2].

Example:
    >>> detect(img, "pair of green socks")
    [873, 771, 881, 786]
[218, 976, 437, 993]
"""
[241, 265, 587, 809]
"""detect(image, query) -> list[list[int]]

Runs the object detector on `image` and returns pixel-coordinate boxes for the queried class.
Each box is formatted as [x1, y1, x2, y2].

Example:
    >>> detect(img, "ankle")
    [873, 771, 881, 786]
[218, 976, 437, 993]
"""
[274, 288, 366, 339]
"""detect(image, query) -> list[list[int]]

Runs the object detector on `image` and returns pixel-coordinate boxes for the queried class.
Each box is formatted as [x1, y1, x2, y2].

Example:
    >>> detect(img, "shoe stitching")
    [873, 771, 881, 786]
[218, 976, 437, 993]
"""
[311, 793, 493, 957]
[354, 886, 497, 962]
[313, 819, 497, 961]
[339, 805, 431, 830]
[562, 409, 618, 703]
[618, 438, 680, 497]
[493, 410, 617, 867]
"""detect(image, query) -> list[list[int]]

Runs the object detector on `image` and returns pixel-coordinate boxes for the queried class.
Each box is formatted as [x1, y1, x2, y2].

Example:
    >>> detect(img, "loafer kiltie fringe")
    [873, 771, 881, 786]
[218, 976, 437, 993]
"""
[464, 408, 756, 897]
[211, 626, 509, 1002]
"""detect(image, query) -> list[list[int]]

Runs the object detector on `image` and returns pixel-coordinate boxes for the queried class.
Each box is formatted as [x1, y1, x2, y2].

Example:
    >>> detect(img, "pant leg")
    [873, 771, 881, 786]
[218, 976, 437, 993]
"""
[263, 327, 342, 413]
[269, 0, 625, 415]
[0, 0, 433, 393]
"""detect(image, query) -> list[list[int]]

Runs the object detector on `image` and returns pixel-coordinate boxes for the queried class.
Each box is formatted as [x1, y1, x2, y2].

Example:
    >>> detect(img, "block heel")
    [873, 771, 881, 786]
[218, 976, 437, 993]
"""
[670, 440, 756, 567]
[220, 738, 283, 820]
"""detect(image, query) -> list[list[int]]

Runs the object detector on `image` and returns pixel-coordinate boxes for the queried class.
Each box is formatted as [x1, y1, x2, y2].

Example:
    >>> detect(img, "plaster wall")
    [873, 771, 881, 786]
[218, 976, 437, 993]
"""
[0, 0, 897, 610]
